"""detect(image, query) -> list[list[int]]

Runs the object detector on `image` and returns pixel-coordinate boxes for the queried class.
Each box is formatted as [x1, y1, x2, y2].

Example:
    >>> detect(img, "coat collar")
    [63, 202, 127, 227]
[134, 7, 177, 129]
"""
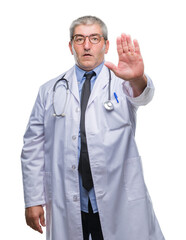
[64, 66, 80, 103]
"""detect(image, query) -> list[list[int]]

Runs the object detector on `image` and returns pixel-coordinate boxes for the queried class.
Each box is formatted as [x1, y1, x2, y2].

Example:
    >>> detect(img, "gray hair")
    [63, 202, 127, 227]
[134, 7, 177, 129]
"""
[69, 15, 108, 41]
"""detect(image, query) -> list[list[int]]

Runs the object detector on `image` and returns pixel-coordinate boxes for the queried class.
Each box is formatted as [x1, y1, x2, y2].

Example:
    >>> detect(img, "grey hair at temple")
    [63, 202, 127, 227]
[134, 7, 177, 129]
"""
[69, 15, 108, 42]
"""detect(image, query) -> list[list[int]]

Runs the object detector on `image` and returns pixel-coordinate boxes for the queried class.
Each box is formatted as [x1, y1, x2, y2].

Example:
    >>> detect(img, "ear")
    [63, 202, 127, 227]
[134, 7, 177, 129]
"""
[69, 41, 74, 55]
[104, 40, 109, 54]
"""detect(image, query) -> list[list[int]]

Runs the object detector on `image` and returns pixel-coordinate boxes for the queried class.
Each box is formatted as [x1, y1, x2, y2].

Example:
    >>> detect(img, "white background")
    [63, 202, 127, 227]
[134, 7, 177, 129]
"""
[0, 0, 185, 239]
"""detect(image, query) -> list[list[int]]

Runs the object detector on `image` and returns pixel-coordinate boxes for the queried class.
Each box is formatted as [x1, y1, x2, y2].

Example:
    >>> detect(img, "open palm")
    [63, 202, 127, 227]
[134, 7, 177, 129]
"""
[105, 33, 144, 81]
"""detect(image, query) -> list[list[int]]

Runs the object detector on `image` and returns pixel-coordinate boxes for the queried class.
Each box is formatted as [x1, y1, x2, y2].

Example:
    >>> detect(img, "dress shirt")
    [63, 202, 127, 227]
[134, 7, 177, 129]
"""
[75, 61, 104, 213]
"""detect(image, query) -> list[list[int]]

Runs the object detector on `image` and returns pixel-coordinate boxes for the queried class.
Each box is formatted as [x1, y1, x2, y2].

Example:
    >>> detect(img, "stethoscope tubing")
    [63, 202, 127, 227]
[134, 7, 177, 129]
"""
[52, 74, 69, 117]
[52, 69, 114, 117]
[108, 68, 111, 101]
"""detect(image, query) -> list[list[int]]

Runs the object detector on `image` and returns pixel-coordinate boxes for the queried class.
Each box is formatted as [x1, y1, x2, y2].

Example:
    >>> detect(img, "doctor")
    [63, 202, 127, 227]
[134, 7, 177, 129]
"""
[21, 16, 165, 240]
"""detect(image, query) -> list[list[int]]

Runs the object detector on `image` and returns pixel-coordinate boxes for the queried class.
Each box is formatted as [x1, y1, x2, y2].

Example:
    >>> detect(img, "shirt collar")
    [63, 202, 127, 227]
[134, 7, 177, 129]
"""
[75, 61, 104, 83]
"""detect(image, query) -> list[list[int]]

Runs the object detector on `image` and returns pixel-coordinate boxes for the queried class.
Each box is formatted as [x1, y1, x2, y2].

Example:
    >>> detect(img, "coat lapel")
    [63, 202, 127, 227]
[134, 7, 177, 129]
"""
[88, 65, 110, 107]
[65, 66, 80, 103]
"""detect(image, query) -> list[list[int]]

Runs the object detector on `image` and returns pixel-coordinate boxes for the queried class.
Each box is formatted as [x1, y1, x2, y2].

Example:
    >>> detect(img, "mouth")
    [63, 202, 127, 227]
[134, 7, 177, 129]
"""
[82, 54, 93, 57]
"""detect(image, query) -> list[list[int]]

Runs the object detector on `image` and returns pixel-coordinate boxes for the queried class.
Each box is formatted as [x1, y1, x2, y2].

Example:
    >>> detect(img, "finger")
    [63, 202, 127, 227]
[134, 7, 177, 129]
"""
[104, 61, 117, 73]
[32, 219, 43, 234]
[40, 212, 46, 227]
[126, 35, 134, 54]
[116, 37, 123, 56]
[133, 39, 141, 54]
[27, 216, 43, 233]
[121, 33, 129, 53]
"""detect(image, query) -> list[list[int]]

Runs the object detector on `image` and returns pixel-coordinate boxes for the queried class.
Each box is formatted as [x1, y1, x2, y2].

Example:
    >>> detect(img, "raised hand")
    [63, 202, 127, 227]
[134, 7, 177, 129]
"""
[105, 33, 145, 81]
[105, 33, 147, 96]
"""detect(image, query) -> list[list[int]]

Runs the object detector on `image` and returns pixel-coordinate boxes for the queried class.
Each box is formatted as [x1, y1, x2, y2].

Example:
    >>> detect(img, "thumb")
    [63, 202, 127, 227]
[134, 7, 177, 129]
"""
[104, 61, 117, 73]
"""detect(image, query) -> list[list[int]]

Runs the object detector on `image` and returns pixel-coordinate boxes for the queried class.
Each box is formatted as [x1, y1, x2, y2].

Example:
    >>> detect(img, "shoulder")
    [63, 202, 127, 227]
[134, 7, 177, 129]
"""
[38, 66, 75, 97]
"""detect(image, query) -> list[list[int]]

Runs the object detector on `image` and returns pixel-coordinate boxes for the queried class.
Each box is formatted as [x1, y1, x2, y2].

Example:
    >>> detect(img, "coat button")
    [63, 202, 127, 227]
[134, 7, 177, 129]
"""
[72, 135, 76, 140]
[73, 195, 78, 201]
[72, 165, 76, 170]
[76, 107, 80, 112]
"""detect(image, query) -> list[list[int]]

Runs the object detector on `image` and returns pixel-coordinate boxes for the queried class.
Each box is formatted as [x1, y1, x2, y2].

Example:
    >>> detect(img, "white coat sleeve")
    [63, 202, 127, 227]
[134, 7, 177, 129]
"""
[21, 87, 46, 208]
[122, 75, 155, 107]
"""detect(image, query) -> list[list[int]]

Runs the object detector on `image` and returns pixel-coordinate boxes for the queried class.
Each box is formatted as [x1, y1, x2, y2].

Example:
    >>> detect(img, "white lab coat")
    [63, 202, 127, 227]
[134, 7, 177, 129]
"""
[21, 65, 165, 240]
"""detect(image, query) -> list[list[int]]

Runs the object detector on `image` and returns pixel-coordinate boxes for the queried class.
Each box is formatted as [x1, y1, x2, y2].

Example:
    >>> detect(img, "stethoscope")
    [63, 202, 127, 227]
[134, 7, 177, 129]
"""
[103, 69, 114, 111]
[52, 69, 114, 117]
[52, 74, 69, 117]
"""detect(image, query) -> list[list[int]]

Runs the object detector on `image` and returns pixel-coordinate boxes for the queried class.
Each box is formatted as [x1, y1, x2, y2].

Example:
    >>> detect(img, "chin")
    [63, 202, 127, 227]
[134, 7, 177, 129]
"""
[79, 62, 96, 71]
[78, 61, 99, 71]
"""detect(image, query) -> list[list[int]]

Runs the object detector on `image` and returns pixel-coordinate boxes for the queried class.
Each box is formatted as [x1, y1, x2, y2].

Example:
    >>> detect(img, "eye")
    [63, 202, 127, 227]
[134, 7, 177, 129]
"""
[76, 37, 84, 42]
[74, 35, 85, 44]
[92, 36, 98, 40]
[90, 35, 101, 43]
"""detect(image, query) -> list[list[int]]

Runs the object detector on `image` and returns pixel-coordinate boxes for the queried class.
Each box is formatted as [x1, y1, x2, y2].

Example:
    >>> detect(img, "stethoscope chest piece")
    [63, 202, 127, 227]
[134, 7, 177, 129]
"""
[104, 100, 114, 111]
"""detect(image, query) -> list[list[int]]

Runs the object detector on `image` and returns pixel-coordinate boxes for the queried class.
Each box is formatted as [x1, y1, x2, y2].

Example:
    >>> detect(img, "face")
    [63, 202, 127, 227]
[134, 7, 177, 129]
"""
[69, 24, 109, 71]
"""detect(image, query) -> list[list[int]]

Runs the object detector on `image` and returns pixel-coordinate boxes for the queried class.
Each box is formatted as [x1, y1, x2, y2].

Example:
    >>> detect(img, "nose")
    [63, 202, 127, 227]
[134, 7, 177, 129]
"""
[84, 36, 91, 50]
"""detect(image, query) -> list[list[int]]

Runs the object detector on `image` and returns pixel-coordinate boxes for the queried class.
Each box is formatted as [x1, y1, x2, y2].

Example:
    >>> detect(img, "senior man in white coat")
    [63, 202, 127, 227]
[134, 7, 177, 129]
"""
[21, 16, 165, 240]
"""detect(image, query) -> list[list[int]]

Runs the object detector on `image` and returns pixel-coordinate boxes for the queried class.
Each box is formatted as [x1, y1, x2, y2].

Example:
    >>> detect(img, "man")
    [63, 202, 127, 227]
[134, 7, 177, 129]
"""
[21, 16, 165, 240]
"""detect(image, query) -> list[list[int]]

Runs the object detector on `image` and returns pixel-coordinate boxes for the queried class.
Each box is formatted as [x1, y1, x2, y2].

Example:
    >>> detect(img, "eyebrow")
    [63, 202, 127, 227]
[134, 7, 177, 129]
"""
[74, 33, 101, 36]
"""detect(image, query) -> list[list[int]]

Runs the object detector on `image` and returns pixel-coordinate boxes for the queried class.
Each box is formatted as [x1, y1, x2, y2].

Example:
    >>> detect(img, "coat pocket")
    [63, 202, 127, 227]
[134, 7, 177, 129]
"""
[104, 97, 131, 130]
[124, 156, 146, 201]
